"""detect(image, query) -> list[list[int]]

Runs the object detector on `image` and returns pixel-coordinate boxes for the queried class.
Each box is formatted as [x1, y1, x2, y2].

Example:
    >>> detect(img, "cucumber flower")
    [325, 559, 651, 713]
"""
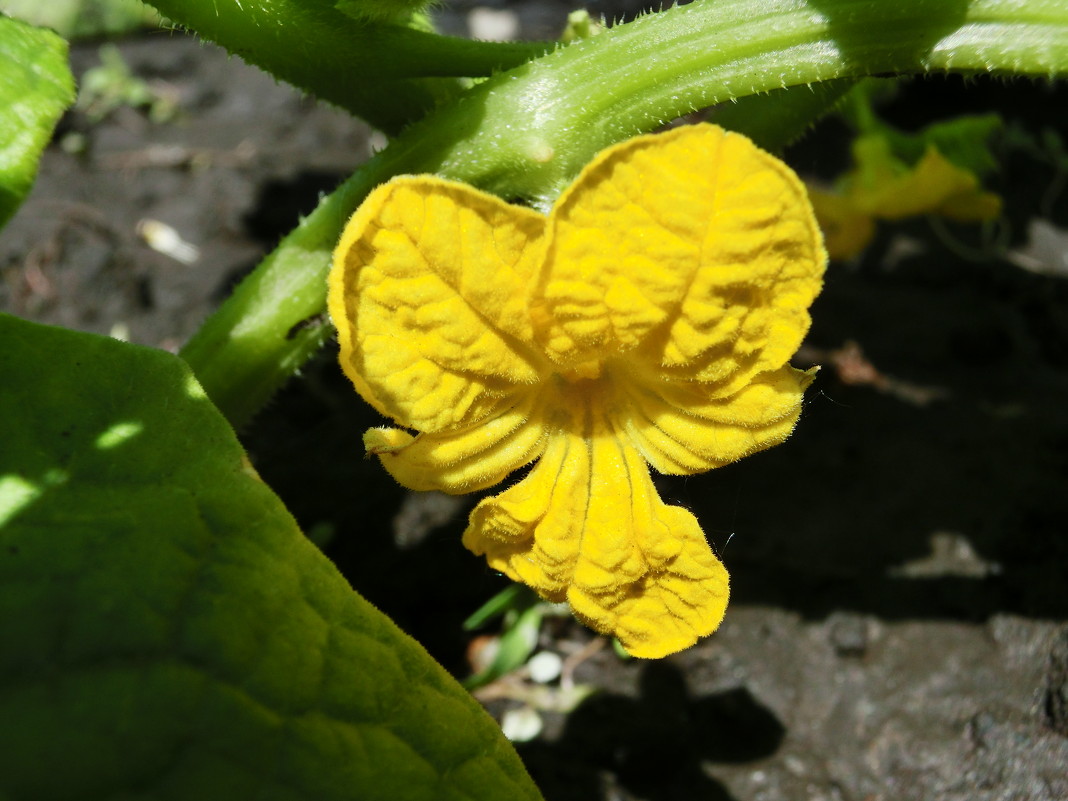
[328, 124, 825, 657]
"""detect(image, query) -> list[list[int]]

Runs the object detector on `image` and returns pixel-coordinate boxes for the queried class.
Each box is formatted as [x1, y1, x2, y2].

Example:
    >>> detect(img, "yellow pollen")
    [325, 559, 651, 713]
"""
[559, 359, 603, 381]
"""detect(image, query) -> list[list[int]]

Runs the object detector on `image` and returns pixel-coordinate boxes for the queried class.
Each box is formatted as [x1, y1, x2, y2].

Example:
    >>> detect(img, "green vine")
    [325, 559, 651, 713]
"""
[147, 0, 551, 133]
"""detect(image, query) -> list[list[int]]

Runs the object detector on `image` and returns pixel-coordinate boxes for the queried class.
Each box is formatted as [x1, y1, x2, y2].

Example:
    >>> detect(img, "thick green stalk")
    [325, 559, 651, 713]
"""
[146, 0, 551, 133]
[181, 0, 1068, 426]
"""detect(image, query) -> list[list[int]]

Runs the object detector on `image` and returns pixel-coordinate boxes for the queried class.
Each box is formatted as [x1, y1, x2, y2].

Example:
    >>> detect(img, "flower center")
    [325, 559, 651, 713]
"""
[558, 358, 603, 381]
[544, 360, 624, 436]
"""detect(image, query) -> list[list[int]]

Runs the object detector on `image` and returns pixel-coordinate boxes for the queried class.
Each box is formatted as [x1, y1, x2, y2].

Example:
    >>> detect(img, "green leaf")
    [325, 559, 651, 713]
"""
[886, 114, 1003, 176]
[462, 587, 549, 691]
[463, 605, 545, 692]
[463, 585, 529, 631]
[0, 313, 543, 801]
[0, 15, 75, 230]
[0, 0, 159, 39]
[77, 44, 178, 123]
[840, 79, 1003, 175]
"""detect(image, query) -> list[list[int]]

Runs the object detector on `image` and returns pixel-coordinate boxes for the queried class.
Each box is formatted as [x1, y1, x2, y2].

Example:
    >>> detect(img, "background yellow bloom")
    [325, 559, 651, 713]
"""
[811, 136, 1002, 260]
[329, 124, 826, 657]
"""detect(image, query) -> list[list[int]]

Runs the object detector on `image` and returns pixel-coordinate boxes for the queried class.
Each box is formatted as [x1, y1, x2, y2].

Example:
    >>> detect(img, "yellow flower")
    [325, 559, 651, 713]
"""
[328, 124, 826, 658]
[811, 135, 1002, 260]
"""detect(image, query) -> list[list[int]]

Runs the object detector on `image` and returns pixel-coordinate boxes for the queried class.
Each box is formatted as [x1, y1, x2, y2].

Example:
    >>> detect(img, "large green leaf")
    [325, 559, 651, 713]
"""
[0, 313, 543, 801]
[0, 15, 75, 230]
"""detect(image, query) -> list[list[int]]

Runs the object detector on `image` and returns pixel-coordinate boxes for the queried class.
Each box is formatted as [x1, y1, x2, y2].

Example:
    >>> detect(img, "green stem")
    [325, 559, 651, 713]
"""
[181, 0, 1068, 426]
[146, 0, 551, 133]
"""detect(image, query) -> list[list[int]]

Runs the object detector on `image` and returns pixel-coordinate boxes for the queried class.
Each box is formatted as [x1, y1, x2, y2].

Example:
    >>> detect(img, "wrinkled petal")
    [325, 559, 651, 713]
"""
[364, 391, 546, 493]
[462, 434, 582, 601]
[462, 425, 729, 659]
[328, 176, 548, 432]
[534, 124, 824, 398]
[615, 365, 816, 474]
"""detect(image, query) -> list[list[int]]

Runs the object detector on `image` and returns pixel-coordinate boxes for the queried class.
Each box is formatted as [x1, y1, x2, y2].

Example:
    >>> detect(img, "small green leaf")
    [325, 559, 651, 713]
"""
[888, 114, 1003, 176]
[463, 588, 554, 691]
[839, 79, 1002, 175]
[0, 15, 75, 230]
[463, 605, 546, 692]
[77, 44, 178, 123]
[463, 584, 528, 631]
[0, 313, 543, 801]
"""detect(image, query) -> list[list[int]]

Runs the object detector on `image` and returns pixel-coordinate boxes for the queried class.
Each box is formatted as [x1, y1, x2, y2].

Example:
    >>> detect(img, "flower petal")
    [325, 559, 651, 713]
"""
[364, 391, 546, 493]
[462, 429, 729, 658]
[461, 434, 581, 601]
[535, 123, 824, 397]
[615, 365, 815, 474]
[328, 176, 548, 433]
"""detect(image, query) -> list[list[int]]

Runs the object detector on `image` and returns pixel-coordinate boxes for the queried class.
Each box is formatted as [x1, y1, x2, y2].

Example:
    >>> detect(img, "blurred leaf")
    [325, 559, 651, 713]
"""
[0, 15, 75, 229]
[839, 79, 1002, 175]
[885, 114, 1003, 176]
[1004, 121, 1068, 171]
[0, 313, 543, 801]
[464, 604, 547, 691]
[464, 584, 529, 631]
[490, 608, 544, 676]
[0, 0, 159, 39]
[77, 43, 177, 123]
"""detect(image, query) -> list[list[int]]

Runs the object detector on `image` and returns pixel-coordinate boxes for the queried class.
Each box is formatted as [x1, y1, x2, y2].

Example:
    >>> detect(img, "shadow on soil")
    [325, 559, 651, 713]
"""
[516, 661, 784, 801]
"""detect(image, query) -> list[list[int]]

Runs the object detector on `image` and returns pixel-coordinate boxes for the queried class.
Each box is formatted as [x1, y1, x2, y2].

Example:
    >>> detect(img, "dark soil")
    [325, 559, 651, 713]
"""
[3, 5, 1068, 800]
